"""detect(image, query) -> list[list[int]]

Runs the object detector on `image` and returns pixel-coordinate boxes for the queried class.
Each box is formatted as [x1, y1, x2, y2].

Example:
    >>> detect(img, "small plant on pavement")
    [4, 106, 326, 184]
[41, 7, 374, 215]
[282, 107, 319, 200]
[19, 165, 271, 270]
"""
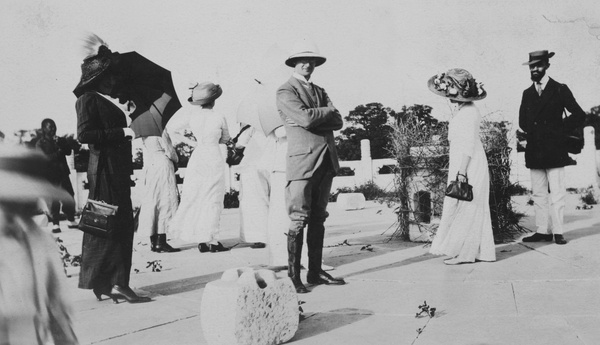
[146, 260, 162, 272]
[580, 186, 598, 205]
[415, 300, 436, 318]
[412, 301, 437, 344]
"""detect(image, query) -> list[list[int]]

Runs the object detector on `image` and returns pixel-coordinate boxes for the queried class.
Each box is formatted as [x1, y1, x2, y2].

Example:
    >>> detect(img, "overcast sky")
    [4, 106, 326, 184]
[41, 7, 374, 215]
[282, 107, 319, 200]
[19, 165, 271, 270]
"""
[1, 0, 599, 138]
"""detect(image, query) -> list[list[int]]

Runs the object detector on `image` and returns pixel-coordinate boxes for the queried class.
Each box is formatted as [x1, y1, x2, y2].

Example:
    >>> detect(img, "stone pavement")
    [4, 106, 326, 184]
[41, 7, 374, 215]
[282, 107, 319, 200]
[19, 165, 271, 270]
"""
[53, 195, 600, 345]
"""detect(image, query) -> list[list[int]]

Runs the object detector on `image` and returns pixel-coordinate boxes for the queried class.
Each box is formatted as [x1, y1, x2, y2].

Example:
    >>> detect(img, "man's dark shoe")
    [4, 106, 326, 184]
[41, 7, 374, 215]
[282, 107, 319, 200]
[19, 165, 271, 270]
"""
[554, 234, 567, 245]
[250, 242, 266, 249]
[306, 270, 346, 285]
[522, 233, 553, 242]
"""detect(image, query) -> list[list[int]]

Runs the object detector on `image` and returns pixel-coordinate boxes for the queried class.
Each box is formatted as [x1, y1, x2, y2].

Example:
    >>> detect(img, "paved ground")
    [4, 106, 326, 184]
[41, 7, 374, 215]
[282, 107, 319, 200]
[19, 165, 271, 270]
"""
[53, 194, 600, 345]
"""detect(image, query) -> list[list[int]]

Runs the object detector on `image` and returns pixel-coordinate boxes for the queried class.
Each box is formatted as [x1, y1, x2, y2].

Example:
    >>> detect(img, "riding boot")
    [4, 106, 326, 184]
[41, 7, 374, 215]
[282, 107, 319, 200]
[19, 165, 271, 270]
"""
[288, 231, 308, 294]
[156, 234, 181, 253]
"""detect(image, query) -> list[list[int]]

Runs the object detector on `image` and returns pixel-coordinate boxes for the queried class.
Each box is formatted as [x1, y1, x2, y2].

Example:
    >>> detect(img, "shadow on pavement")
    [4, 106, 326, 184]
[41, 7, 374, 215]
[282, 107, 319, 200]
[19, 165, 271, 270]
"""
[140, 272, 224, 296]
[493, 220, 600, 262]
[290, 308, 373, 342]
[343, 253, 437, 278]
[326, 235, 422, 268]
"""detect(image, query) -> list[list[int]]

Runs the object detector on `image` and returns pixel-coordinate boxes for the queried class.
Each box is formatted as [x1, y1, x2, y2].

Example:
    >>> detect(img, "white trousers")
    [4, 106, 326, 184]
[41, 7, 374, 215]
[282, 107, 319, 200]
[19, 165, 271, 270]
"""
[239, 166, 270, 243]
[530, 168, 565, 235]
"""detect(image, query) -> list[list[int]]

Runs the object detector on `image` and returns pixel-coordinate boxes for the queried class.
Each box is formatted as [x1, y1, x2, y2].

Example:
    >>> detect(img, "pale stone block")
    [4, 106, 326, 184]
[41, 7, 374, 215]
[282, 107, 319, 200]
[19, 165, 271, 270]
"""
[408, 219, 439, 242]
[336, 193, 366, 210]
[201, 267, 299, 345]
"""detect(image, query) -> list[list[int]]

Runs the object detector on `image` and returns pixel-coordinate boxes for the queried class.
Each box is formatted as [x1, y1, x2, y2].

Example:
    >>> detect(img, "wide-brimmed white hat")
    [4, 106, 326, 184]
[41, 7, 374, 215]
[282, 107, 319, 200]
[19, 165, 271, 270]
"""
[0, 146, 74, 205]
[285, 38, 326, 67]
[188, 82, 223, 106]
[427, 68, 486, 102]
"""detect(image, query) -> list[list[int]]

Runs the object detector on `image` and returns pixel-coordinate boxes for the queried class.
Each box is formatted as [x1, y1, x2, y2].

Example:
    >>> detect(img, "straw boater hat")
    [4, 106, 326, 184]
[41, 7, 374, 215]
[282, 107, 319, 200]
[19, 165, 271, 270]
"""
[188, 82, 223, 106]
[427, 68, 486, 102]
[522, 50, 555, 66]
[0, 146, 74, 205]
[285, 38, 326, 67]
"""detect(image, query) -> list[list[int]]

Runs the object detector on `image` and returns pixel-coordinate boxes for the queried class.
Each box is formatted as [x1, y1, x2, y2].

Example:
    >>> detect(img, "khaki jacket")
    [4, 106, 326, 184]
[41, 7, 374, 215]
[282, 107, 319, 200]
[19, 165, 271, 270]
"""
[276, 77, 343, 180]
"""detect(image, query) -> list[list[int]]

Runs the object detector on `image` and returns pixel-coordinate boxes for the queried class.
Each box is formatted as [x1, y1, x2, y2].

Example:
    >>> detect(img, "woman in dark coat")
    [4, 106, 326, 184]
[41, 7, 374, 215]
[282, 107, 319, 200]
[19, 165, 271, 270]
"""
[74, 43, 150, 303]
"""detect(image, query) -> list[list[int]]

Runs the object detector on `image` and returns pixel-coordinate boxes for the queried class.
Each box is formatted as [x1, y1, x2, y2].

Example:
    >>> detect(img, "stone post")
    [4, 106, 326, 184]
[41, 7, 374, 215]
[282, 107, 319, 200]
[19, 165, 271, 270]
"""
[360, 139, 372, 183]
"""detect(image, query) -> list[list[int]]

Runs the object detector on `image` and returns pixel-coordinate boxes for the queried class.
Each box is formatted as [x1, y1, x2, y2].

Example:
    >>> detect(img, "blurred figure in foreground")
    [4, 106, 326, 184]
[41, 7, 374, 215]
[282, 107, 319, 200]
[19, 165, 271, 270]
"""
[35, 118, 77, 233]
[0, 146, 79, 345]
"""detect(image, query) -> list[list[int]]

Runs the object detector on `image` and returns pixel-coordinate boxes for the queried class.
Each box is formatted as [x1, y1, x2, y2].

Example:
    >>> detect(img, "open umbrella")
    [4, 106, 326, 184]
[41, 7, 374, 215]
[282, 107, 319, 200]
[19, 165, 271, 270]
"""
[73, 35, 181, 137]
[236, 69, 289, 136]
[236, 44, 288, 136]
[111, 52, 182, 137]
[237, 80, 284, 136]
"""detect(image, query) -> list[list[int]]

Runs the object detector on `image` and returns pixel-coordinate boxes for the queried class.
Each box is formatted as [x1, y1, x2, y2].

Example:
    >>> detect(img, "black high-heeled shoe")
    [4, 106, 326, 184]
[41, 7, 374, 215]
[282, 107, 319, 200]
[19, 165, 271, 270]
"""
[110, 285, 151, 304]
[209, 242, 229, 253]
[93, 286, 113, 301]
[198, 243, 210, 253]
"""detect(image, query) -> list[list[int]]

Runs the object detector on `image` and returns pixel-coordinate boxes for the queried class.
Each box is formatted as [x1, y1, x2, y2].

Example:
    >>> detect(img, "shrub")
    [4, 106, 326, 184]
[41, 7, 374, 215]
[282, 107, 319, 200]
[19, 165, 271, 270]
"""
[337, 167, 355, 176]
[580, 187, 598, 205]
[388, 113, 525, 241]
[506, 183, 529, 196]
[329, 181, 392, 202]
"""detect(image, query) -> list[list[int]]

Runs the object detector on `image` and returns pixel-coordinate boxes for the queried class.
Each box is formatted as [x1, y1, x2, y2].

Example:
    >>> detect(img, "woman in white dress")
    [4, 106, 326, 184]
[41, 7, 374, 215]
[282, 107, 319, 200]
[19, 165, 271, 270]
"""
[427, 68, 496, 265]
[167, 82, 231, 253]
[138, 130, 180, 252]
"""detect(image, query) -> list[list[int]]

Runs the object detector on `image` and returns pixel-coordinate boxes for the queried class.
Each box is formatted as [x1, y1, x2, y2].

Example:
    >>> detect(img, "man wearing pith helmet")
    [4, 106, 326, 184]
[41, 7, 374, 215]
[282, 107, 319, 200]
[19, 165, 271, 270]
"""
[276, 38, 346, 293]
[519, 50, 585, 245]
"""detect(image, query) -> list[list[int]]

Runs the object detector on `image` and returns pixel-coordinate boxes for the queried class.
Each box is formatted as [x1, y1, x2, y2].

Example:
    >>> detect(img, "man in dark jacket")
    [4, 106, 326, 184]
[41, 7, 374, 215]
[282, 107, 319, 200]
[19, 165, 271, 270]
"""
[36, 118, 77, 233]
[519, 50, 586, 245]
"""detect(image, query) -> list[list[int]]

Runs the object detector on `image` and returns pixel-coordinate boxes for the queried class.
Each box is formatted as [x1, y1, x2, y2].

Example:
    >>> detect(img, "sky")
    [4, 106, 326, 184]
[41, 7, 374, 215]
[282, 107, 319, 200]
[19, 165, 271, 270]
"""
[1, 0, 600, 139]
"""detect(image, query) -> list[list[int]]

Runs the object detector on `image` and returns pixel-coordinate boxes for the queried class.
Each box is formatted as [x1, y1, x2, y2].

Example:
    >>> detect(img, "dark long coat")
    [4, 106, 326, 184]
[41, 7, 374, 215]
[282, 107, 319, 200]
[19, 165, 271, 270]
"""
[519, 78, 586, 169]
[76, 92, 134, 289]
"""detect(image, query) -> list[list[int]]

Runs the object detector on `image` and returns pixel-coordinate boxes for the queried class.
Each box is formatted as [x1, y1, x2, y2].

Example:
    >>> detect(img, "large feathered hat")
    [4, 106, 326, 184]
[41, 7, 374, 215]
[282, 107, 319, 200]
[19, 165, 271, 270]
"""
[73, 34, 114, 97]
[427, 68, 486, 102]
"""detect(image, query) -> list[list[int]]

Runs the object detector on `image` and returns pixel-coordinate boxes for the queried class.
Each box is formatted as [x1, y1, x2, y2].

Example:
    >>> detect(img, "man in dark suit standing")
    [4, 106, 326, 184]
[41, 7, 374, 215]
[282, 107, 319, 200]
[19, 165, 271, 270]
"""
[519, 50, 586, 245]
[276, 39, 346, 293]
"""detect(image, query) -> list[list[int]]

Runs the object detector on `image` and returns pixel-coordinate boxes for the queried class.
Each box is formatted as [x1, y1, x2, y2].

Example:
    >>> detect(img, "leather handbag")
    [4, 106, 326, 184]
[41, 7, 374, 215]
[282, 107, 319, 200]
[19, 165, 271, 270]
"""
[559, 85, 584, 155]
[564, 130, 584, 154]
[445, 173, 473, 202]
[79, 199, 118, 238]
[78, 156, 119, 238]
[226, 124, 251, 166]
